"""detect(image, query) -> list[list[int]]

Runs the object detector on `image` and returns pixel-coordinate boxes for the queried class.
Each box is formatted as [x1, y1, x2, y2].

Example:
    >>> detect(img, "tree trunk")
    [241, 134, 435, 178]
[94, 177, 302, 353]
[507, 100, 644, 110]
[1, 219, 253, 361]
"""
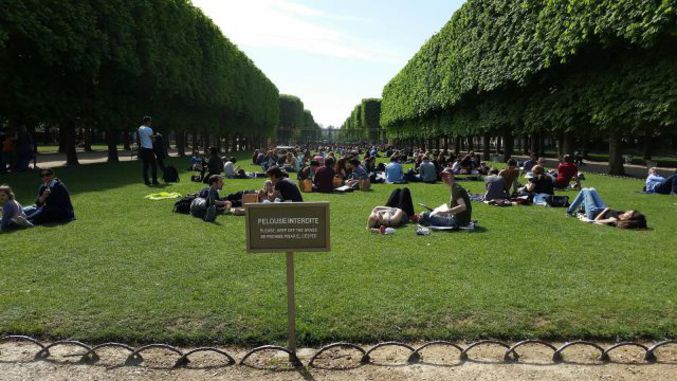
[529, 134, 538, 155]
[608, 131, 625, 176]
[467, 136, 474, 151]
[562, 131, 575, 156]
[454, 137, 461, 155]
[64, 125, 79, 166]
[191, 130, 198, 154]
[176, 130, 185, 157]
[58, 127, 67, 153]
[83, 128, 93, 152]
[642, 127, 653, 160]
[123, 131, 131, 151]
[106, 129, 119, 163]
[216, 135, 222, 153]
[482, 133, 491, 161]
[502, 127, 513, 162]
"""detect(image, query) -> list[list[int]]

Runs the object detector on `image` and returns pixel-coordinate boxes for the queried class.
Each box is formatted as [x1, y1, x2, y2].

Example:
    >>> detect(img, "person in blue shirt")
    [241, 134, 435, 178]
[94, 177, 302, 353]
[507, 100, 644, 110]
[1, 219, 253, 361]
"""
[645, 167, 676, 195]
[385, 156, 405, 184]
[346, 158, 370, 190]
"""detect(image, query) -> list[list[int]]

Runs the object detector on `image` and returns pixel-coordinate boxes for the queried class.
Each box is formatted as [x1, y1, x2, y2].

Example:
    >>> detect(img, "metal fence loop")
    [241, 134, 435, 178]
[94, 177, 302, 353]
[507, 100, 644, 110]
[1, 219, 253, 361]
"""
[175, 347, 236, 368]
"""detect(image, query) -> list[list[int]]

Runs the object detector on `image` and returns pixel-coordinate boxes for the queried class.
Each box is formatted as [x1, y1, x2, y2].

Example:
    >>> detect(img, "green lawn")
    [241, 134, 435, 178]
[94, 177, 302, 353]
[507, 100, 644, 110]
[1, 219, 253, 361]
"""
[0, 153, 675, 346]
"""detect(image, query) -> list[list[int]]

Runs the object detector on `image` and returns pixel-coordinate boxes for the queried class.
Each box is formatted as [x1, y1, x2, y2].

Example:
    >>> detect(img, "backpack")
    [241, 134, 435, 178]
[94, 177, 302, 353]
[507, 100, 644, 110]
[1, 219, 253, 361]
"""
[163, 165, 179, 183]
[173, 193, 198, 214]
[545, 195, 570, 207]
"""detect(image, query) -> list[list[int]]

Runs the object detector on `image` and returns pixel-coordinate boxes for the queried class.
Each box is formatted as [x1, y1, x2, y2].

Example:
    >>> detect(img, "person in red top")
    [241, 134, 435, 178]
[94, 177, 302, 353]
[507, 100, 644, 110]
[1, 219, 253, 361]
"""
[555, 154, 580, 189]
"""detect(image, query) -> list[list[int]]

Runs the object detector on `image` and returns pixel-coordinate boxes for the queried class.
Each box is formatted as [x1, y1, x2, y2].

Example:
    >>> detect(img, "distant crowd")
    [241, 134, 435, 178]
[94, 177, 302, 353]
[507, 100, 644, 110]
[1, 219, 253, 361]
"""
[2, 119, 676, 232]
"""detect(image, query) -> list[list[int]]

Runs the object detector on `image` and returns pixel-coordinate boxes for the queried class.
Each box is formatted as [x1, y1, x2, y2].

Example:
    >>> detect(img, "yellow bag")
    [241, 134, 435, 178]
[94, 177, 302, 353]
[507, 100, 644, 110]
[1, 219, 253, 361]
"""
[301, 179, 313, 193]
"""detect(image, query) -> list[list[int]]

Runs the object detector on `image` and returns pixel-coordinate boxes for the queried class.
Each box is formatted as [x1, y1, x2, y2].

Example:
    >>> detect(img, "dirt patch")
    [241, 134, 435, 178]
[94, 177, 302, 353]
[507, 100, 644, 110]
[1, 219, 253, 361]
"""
[0, 341, 675, 381]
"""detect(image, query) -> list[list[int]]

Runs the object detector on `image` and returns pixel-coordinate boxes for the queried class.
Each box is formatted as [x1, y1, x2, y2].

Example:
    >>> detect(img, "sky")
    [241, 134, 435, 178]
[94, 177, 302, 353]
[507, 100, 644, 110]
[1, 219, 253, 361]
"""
[191, 0, 465, 128]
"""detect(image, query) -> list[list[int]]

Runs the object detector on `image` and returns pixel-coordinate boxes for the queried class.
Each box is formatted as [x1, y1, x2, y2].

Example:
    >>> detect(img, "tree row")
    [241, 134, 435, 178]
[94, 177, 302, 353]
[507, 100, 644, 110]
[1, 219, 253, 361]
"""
[0, 0, 281, 164]
[381, 0, 677, 174]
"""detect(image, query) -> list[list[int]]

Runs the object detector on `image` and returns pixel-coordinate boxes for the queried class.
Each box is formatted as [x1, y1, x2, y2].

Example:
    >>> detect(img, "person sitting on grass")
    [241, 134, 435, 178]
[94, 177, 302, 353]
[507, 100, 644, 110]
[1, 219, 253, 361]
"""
[499, 158, 520, 196]
[554, 154, 580, 189]
[567, 188, 647, 229]
[298, 160, 320, 182]
[24, 169, 75, 225]
[645, 167, 676, 195]
[416, 168, 472, 228]
[260, 166, 303, 202]
[484, 168, 508, 201]
[366, 187, 415, 231]
[522, 153, 538, 174]
[226, 157, 249, 179]
[201, 147, 224, 183]
[385, 155, 405, 183]
[313, 157, 335, 193]
[525, 165, 554, 206]
[419, 155, 438, 183]
[0, 184, 33, 232]
[190, 175, 231, 222]
[346, 158, 370, 190]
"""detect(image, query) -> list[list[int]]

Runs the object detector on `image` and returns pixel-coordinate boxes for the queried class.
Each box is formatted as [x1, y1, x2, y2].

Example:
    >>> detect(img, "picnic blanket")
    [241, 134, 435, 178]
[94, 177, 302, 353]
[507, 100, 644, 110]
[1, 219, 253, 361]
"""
[144, 192, 182, 201]
[427, 220, 478, 231]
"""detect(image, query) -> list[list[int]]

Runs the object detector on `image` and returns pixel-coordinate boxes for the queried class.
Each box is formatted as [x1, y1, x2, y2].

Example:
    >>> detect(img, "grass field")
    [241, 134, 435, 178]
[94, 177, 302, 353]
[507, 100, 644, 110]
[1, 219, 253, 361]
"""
[0, 153, 675, 346]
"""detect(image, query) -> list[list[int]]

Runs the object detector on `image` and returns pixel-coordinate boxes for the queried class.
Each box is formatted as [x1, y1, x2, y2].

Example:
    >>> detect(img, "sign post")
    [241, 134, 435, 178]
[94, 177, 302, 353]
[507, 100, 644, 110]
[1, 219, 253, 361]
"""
[286, 251, 296, 352]
[245, 202, 330, 355]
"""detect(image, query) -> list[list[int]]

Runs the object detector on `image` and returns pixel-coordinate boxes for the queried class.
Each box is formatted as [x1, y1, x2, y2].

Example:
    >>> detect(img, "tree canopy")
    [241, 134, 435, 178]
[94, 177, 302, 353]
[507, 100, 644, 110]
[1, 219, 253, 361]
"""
[381, 0, 677, 173]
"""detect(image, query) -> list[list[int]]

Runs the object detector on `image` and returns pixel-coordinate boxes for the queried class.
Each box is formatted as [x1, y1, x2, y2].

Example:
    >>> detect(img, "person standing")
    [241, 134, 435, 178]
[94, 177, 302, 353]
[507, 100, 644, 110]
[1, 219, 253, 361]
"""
[138, 116, 158, 185]
[153, 130, 167, 176]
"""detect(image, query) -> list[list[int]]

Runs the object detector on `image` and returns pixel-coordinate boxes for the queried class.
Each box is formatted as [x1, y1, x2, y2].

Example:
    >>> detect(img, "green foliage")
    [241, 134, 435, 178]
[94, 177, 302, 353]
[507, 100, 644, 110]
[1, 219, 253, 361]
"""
[381, 0, 677, 142]
[340, 99, 383, 142]
[0, 0, 279, 138]
[277, 94, 304, 142]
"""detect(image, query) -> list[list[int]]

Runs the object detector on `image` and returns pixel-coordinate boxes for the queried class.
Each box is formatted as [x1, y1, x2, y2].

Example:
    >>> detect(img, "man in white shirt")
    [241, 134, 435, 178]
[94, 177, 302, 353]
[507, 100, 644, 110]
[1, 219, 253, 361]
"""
[138, 116, 158, 185]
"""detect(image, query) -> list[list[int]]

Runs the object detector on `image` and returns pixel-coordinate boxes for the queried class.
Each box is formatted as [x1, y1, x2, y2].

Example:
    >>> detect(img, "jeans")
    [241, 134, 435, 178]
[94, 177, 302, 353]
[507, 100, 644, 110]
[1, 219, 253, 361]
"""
[418, 211, 458, 228]
[532, 193, 550, 206]
[653, 174, 677, 195]
[566, 188, 606, 219]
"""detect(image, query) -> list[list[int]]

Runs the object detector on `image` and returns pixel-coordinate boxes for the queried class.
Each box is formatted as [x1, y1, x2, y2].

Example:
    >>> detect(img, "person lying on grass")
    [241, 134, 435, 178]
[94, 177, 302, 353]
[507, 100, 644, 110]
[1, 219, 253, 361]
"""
[566, 188, 647, 229]
[0, 184, 33, 232]
[366, 187, 415, 231]
[190, 175, 231, 222]
[416, 168, 472, 228]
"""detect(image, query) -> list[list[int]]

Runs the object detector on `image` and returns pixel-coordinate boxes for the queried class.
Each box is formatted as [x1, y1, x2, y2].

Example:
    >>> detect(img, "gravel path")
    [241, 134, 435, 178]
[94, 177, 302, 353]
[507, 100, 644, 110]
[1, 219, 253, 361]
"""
[1, 341, 675, 381]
